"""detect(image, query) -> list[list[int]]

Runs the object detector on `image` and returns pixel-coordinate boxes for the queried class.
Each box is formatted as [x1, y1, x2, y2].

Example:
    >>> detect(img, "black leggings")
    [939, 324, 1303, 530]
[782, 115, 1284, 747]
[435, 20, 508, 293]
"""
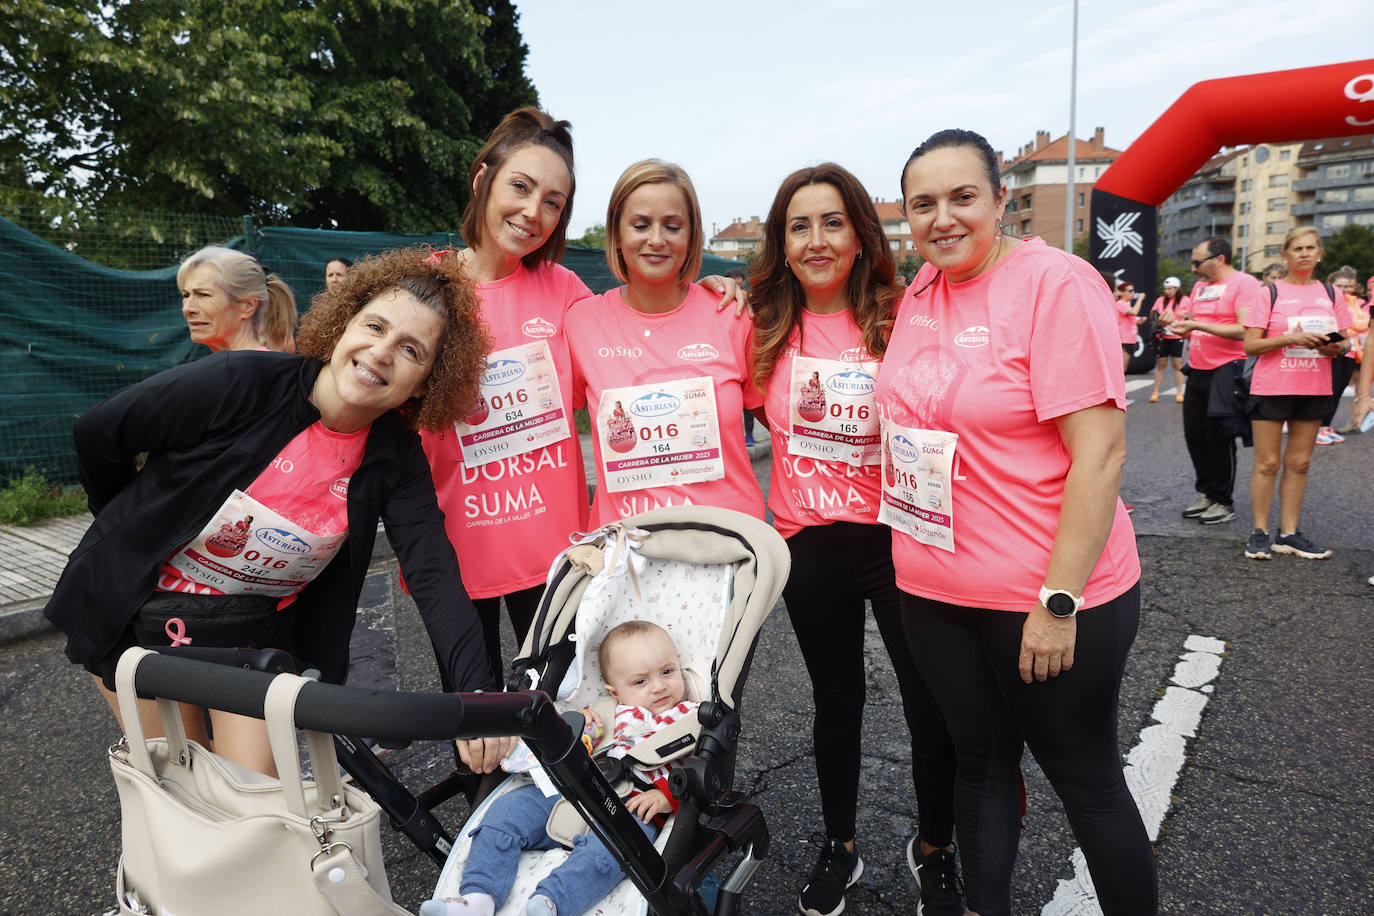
[472, 585, 543, 686]
[784, 522, 955, 846]
[1323, 357, 1355, 426]
[900, 585, 1155, 916]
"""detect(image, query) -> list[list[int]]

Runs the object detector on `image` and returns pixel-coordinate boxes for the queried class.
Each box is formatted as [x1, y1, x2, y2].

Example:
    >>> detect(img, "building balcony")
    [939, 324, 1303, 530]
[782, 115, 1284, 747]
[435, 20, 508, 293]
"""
[1293, 173, 1373, 192]
[1291, 198, 1374, 217]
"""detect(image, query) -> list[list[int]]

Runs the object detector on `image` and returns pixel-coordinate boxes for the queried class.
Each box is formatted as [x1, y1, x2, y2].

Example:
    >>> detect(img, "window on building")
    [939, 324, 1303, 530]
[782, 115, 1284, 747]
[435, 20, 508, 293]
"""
[1355, 213, 1374, 226]
[1328, 164, 1351, 178]
[1324, 214, 1348, 229]
[1353, 186, 1374, 201]
[1280, 149, 1291, 161]
[1264, 245, 1280, 257]
[1266, 220, 1286, 235]
[1239, 202, 1250, 215]
[1326, 188, 1350, 202]
[1240, 179, 1252, 192]
[1237, 224, 1249, 237]
[1077, 167, 1084, 179]
[1268, 174, 1288, 187]
[1095, 167, 1101, 177]
[1078, 192, 1084, 207]
[1021, 194, 1031, 210]
[1021, 221, 1030, 235]
[1268, 198, 1287, 211]
[1076, 219, 1083, 233]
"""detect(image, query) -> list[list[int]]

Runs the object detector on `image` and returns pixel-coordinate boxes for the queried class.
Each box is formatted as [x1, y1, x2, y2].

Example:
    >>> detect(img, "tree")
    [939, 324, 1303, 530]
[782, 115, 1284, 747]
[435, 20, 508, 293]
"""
[1320, 224, 1374, 282]
[896, 255, 923, 282]
[570, 223, 606, 249]
[0, 0, 538, 233]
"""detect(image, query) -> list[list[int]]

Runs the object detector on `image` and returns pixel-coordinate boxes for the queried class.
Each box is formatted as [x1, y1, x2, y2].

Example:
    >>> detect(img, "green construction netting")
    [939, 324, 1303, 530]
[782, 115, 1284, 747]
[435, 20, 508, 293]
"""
[1, 214, 745, 484]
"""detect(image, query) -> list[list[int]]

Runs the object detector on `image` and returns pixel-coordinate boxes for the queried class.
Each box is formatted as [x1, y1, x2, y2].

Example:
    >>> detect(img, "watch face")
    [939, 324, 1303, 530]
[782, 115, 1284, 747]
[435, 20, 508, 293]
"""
[1047, 592, 1077, 617]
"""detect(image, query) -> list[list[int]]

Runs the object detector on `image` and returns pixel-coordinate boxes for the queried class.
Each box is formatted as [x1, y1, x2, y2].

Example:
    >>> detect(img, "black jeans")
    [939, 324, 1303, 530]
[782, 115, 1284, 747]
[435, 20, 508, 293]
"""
[473, 585, 542, 687]
[1182, 367, 1237, 506]
[784, 521, 955, 846]
[900, 584, 1156, 916]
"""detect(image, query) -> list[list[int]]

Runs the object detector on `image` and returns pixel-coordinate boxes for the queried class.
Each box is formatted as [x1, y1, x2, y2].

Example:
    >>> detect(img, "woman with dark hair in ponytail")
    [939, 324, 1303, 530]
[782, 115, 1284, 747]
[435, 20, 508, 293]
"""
[749, 163, 961, 916]
[875, 129, 1154, 915]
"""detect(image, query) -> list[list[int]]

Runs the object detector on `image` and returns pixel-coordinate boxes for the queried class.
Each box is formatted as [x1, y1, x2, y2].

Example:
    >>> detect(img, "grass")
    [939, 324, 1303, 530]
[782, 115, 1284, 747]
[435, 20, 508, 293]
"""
[0, 469, 89, 526]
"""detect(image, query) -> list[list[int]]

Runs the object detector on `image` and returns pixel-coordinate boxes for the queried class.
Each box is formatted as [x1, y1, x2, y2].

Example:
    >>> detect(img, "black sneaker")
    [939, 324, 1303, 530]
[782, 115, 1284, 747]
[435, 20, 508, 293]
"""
[1271, 530, 1332, 559]
[906, 839, 965, 916]
[1244, 529, 1271, 560]
[798, 836, 862, 916]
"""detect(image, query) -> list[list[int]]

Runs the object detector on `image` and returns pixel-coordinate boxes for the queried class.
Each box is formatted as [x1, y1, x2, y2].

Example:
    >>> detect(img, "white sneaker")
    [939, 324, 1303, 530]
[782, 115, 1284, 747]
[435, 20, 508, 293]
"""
[1198, 503, 1235, 525]
[1181, 494, 1213, 518]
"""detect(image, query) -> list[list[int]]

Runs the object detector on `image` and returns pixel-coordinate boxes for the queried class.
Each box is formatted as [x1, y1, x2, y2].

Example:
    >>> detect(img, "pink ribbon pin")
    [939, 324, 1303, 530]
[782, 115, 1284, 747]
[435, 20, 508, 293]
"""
[165, 617, 192, 647]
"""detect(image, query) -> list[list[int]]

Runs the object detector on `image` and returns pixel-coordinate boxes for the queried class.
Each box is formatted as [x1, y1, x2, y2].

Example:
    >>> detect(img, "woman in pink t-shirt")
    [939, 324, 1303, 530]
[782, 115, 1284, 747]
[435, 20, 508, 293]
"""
[177, 246, 298, 353]
[1240, 227, 1348, 561]
[877, 129, 1152, 916]
[1113, 279, 1146, 372]
[1147, 278, 1190, 403]
[748, 164, 959, 916]
[565, 160, 763, 526]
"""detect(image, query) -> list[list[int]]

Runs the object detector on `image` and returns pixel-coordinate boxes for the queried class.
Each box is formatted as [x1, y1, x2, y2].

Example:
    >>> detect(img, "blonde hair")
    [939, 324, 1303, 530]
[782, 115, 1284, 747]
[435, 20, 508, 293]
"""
[177, 246, 298, 352]
[605, 159, 703, 286]
[1281, 226, 1322, 252]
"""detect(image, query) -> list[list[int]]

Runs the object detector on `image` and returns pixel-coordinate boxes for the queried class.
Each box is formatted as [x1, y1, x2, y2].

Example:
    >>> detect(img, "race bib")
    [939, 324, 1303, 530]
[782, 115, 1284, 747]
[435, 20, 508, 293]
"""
[598, 377, 723, 493]
[787, 357, 880, 467]
[1282, 315, 1337, 359]
[878, 417, 958, 553]
[456, 341, 571, 466]
[166, 490, 349, 597]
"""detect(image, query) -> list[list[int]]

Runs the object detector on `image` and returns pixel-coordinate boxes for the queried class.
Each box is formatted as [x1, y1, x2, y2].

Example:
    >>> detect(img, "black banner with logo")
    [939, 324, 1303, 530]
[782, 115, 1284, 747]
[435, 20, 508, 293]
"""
[1090, 188, 1161, 373]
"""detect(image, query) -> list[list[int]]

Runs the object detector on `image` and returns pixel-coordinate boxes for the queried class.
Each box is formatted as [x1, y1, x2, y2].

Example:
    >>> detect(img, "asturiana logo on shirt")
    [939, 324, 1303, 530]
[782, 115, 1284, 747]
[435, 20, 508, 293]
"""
[329, 478, 350, 500]
[825, 370, 876, 397]
[256, 527, 312, 554]
[676, 343, 718, 361]
[630, 391, 681, 418]
[954, 325, 991, 349]
[890, 434, 921, 464]
[482, 359, 525, 386]
[839, 347, 871, 362]
[522, 317, 556, 338]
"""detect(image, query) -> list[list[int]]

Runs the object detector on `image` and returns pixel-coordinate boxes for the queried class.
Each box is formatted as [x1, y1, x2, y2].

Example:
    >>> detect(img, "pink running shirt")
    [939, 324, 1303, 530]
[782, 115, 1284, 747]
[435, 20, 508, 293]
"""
[1245, 280, 1350, 397]
[1186, 272, 1263, 370]
[566, 284, 764, 525]
[420, 262, 591, 599]
[1116, 299, 1138, 345]
[875, 238, 1139, 612]
[762, 308, 884, 539]
[1152, 296, 1189, 341]
[158, 421, 367, 598]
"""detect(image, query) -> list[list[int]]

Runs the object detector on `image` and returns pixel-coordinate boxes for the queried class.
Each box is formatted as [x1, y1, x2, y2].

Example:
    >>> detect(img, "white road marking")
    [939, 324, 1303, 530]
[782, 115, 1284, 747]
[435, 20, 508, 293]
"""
[1041, 634, 1227, 915]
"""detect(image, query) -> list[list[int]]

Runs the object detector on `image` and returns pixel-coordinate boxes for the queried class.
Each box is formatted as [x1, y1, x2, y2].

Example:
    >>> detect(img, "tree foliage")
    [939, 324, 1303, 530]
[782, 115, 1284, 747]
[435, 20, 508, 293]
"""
[0, 0, 537, 232]
[1320, 224, 1374, 283]
[570, 223, 606, 250]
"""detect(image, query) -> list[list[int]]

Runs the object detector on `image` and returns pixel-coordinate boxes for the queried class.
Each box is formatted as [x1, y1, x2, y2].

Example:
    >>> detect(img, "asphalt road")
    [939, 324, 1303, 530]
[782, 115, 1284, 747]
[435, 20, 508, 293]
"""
[2, 377, 1371, 914]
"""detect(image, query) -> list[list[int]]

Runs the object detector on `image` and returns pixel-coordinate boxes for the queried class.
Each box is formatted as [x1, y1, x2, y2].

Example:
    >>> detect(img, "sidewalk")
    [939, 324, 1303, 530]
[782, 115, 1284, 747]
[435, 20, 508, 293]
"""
[0, 424, 772, 640]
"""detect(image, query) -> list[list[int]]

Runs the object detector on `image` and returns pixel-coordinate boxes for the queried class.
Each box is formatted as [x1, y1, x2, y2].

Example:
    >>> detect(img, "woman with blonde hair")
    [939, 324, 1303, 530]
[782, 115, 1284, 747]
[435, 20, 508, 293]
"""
[565, 160, 763, 524]
[177, 246, 298, 352]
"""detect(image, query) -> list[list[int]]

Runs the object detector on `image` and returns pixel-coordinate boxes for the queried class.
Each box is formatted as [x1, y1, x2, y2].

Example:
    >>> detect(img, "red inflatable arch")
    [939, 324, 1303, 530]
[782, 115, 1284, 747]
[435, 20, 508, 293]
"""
[1090, 58, 1374, 308]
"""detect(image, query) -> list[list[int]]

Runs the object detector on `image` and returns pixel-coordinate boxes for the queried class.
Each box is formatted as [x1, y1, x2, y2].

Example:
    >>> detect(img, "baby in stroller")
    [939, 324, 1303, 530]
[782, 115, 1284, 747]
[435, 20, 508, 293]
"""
[427, 621, 697, 916]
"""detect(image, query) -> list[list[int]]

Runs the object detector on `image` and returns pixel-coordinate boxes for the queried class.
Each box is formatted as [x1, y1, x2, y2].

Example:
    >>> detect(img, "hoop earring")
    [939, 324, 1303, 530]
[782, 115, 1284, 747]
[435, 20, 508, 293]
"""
[996, 219, 1004, 237]
[857, 247, 863, 260]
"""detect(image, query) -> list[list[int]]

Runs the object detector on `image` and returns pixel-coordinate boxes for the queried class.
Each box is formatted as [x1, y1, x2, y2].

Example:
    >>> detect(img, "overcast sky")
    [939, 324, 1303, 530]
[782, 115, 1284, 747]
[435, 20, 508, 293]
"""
[514, 0, 1372, 240]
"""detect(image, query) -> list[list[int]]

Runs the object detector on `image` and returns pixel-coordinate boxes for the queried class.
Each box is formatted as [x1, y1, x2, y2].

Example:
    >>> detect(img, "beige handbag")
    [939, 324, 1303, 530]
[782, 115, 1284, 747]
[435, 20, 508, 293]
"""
[109, 647, 411, 915]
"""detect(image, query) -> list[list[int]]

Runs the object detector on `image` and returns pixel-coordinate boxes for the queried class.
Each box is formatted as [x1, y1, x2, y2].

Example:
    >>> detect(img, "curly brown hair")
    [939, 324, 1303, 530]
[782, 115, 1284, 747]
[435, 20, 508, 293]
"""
[296, 247, 491, 432]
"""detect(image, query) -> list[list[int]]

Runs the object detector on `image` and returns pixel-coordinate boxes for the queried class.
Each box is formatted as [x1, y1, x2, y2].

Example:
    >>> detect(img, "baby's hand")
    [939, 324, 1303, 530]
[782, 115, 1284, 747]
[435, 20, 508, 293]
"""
[625, 788, 672, 823]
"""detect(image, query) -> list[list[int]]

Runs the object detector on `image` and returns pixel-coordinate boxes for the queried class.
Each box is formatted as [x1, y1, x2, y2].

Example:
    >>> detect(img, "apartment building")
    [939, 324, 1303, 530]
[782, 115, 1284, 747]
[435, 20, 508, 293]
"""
[1001, 127, 1122, 249]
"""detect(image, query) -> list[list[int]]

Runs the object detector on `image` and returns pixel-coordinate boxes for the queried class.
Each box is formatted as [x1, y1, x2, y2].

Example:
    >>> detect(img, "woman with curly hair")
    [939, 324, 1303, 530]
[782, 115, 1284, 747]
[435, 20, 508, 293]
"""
[45, 247, 498, 774]
[749, 164, 960, 916]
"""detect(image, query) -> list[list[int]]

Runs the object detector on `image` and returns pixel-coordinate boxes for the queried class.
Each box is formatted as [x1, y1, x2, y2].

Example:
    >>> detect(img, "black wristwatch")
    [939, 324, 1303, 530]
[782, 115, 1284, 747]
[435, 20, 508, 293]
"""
[1038, 586, 1084, 619]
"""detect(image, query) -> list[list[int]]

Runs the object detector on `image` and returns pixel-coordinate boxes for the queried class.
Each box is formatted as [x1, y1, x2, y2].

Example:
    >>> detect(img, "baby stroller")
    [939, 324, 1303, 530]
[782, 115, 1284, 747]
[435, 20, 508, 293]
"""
[430, 505, 790, 916]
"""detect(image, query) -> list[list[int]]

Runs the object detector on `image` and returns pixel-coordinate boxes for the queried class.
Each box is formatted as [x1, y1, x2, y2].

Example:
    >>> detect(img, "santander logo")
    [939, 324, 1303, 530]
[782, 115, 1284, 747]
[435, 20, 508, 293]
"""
[330, 477, 350, 500]
[954, 325, 991, 349]
[522, 317, 556, 338]
[677, 343, 718, 361]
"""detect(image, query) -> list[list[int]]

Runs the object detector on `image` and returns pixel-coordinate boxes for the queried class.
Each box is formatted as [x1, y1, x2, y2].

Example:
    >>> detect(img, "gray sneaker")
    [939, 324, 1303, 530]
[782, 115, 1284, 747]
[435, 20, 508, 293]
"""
[1271, 531, 1332, 559]
[1244, 529, 1271, 560]
[1182, 494, 1213, 518]
[1198, 503, 1235, 524]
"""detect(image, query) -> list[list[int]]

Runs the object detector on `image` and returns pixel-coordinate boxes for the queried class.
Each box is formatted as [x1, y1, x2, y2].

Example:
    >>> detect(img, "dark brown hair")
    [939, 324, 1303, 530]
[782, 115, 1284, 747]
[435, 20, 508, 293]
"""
[460, 107, 575, 269]
[749, 164, 898, 390]
[296, 247, 491, 432]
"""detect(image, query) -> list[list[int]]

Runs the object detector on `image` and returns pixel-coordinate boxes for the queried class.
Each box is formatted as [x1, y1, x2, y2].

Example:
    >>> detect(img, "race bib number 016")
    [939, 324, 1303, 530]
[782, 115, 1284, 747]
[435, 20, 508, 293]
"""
[598, 377, 723, 493]
[456, 341, 571, 466]
[878, 418, 958, 553]
[787, 356, 880, 467]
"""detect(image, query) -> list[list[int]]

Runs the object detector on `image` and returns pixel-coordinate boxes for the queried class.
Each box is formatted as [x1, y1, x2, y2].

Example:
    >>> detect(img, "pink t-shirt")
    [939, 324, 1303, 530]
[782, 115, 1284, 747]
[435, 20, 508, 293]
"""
[420, 262, 591, 599]
[157, 421, 367, 597]
[1245, 280, 1351, 397]
[1186, 272, 1263, 370]
[566, 284, 764, 525]
[1115, 299, 1138, 345]
[1152, 295, 1189, 340]
[875, 238, 1139, 612]
[762, 309, 883, 539]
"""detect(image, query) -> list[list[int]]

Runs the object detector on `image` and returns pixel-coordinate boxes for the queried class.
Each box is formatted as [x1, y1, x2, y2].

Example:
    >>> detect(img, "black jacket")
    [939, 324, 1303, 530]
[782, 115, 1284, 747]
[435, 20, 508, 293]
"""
[44, 351, 495, 690]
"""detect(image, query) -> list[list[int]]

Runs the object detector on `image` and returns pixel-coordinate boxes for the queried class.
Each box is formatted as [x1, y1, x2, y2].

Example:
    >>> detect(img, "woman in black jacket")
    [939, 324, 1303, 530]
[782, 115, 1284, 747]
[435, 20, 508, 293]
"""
[46, 247, 499, 774]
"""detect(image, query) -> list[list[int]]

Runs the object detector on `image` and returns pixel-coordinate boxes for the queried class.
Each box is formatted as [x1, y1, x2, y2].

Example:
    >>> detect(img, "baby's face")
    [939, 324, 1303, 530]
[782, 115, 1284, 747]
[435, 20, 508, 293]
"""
[604, 630, 686, 715]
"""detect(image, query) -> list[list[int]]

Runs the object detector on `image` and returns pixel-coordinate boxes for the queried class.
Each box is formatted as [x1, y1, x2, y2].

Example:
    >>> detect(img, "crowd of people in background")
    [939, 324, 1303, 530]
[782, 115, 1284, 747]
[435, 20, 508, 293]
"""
[50, 98, 1374, 916]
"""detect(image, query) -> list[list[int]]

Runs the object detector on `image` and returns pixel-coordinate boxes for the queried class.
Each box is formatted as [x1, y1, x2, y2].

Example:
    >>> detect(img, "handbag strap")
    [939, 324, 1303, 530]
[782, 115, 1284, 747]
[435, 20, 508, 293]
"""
[114, 647, 191, 780]
[264, 673, 346, 819]
[311, 845, 412, 916]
